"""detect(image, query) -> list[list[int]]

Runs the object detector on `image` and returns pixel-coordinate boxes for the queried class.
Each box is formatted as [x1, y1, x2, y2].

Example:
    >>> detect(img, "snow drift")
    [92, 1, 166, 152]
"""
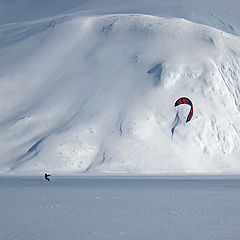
[1, 11, 240, 174]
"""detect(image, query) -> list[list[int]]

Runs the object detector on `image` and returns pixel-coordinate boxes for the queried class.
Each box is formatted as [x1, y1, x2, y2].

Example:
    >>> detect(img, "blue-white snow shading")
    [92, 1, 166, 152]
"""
[0, 176, 240, 240]
[1, 0, 240, 175]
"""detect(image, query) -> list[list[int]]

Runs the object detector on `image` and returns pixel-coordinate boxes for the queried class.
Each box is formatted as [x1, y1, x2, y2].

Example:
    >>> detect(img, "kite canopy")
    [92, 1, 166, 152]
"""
[174, 97, 193, 122]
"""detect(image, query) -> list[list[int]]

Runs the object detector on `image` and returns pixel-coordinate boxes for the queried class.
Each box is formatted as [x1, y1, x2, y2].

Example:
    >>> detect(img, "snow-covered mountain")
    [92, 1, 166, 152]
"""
[1, 0, 240, 175]
[1, 0, 240, 36]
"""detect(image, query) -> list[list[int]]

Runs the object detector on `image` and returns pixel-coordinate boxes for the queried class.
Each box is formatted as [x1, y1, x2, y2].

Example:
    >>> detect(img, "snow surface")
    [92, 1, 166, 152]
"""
[1, 0, 240, 37]
[1, 176, 240, 240]
[1, 0, 240, 174]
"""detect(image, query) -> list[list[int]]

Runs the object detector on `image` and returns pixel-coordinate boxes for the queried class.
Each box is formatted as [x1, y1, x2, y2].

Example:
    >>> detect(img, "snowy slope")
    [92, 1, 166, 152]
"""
[1, 0, 240, 36]
[1, 2, 240, 175]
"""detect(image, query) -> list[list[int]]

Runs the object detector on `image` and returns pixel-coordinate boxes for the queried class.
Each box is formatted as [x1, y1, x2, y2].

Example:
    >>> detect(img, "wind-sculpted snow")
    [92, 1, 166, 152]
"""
[1, 0, 240, 37]
[1, 14, 240, 174]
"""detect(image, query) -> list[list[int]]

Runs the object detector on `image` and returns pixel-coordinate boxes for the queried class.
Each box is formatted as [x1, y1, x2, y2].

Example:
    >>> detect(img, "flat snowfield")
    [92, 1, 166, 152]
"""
[0, 176, 240, 240]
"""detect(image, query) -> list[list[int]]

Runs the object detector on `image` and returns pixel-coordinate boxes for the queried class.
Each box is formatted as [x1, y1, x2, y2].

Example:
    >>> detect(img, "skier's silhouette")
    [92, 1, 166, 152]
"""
[45, 173, 50, 181]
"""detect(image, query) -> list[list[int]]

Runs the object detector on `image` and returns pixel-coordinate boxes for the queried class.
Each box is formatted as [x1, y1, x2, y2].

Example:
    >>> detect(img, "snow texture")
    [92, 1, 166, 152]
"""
[0, 176, 240, 240]
[1, 0, 240, 174]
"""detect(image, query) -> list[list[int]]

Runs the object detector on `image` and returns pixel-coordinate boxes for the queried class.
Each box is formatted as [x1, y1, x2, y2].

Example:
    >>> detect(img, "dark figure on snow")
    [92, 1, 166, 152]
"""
[45, 173, 50, 181]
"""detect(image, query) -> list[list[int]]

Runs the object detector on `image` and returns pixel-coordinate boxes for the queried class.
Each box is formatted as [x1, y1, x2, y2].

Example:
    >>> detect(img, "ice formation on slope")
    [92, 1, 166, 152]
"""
[1, 13, 240, 174]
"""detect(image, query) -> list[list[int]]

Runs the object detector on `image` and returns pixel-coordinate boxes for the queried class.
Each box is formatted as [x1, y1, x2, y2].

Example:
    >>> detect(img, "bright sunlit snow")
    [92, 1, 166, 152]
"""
[1, 0, 240, 175]
[1, 1, 240, 240]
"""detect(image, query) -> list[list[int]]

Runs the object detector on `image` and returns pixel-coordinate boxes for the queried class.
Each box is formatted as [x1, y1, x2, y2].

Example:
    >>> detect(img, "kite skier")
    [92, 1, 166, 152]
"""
[45, 173, 51, 181]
